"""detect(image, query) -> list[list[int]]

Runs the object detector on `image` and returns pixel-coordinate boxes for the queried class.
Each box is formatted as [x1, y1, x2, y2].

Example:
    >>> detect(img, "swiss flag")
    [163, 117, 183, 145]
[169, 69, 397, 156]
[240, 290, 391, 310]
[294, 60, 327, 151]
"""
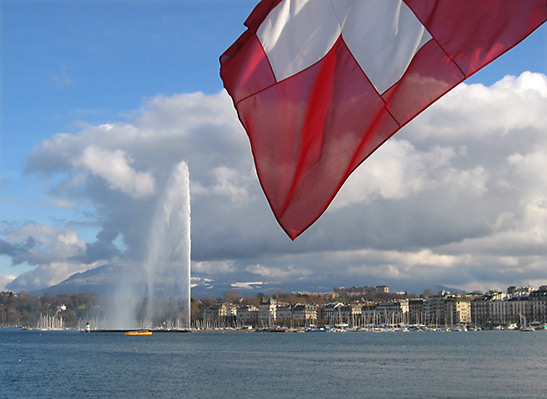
[220, 0, 547, 240]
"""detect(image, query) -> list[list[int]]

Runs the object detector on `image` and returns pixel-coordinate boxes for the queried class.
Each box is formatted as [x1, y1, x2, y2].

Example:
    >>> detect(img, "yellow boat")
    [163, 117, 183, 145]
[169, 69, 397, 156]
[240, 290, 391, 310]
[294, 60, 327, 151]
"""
[125, 330, 153, 336]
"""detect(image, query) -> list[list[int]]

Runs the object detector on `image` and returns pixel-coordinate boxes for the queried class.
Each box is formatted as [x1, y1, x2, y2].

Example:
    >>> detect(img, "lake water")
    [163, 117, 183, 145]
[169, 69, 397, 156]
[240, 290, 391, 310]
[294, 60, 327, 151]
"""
[1, 328, 546, 398]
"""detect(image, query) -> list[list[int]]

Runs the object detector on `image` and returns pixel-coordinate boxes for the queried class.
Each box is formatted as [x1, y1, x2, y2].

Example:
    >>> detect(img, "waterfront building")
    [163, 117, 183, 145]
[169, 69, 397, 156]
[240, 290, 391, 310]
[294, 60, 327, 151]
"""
[424, 294, 446, 326]
[361, 303, 379, 325]
[469, 288, 547, 327]
[375, 299, 409, 325]
[507, 286, 533, 297]
[506, 296, 529, 325]
[292, 304, 318, 325]
[320, 303, 344, 324]
[339, 304, 362, 325]
[471, 291, 533, 327]
[199, 284, 546, 329]
[358, 300, 408, 326]
[202, 303, 237, 327]
[444, 296, 471, 325]
[276, 303, 292, 324]
[408, 299, 425, 324]
[471, 293, 500, 326]
[236, 305, 259, 326]
[258, 298, 278, 327]
[529, 286, 547, 324]
[491, 298, 510, 326]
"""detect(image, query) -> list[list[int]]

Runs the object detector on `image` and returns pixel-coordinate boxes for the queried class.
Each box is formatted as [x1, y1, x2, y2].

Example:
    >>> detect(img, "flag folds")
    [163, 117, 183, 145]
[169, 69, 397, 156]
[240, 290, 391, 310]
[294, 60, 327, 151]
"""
[220, 0, 547, 240]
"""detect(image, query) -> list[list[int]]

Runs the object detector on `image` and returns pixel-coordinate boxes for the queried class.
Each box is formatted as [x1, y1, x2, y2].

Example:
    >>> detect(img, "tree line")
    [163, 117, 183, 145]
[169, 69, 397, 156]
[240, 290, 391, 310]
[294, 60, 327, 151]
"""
[0, 291, 99, 327]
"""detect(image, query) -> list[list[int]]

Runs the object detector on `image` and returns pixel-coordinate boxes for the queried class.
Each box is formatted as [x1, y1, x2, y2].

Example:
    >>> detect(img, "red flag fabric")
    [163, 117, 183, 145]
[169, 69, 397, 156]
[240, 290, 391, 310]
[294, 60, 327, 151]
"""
[220, 0, 546, 240]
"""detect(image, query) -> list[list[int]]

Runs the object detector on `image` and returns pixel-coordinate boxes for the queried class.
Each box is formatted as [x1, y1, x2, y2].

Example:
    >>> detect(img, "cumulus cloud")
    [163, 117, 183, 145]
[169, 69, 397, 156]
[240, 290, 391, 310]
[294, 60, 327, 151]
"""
[3, 73, 547, 293]
[3, 224, 86, 266]
[1, 223, 92, 291]
[8, 263, 91, 292]
[246, 264, 313, 280]
[75, 146, 156, 198]
[193, 260, 236, 275]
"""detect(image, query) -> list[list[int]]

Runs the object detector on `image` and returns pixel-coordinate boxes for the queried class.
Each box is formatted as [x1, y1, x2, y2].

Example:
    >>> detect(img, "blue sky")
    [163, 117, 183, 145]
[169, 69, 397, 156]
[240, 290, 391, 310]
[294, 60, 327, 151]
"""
[1, 1, 252, 172]
[1, 1, 546, 295]
[1, 0, 256, 270]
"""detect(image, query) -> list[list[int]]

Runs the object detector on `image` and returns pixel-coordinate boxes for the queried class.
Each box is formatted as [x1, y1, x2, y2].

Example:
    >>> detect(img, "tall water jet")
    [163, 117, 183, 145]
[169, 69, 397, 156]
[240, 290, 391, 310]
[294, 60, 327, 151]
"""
[104, 161, 191, 330]
[108, 269, 141, 329]
[143, 161, 192, 328]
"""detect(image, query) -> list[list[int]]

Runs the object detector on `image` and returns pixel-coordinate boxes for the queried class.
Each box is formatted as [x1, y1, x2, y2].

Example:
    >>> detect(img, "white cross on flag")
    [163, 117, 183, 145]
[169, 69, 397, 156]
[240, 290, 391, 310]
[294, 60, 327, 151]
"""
[221, 0, 546, 240]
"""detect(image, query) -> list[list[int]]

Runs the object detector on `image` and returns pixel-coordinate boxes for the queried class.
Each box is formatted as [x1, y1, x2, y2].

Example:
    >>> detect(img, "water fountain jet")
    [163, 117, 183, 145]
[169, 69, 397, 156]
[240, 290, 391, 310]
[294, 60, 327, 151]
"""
[143, 161, 192, 328]
[106, 161, 191, 330]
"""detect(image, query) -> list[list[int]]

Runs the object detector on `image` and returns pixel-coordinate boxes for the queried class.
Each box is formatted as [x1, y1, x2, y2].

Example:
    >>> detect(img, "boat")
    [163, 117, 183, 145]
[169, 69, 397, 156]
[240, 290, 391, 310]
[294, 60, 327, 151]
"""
[125, 330, 153, 336]
[519, 314, 535, 332]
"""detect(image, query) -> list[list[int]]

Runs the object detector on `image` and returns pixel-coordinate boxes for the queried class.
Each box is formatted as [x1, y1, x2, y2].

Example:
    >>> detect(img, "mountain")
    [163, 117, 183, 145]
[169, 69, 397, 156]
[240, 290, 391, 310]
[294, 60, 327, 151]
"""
[32, 263, 331, 299]
[31, 263, 249, 298]
[32, 264, 121, 297]
[33, 264, 466, 299]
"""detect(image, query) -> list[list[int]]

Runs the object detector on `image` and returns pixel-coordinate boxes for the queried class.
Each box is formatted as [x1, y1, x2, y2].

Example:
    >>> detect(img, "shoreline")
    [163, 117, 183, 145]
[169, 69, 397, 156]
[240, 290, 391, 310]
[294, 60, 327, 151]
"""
[5, 325, 545, 333]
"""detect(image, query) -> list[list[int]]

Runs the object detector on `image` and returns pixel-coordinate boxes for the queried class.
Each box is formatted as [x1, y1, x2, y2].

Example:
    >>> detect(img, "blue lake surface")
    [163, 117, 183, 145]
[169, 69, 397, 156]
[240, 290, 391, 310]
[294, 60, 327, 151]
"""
[1, 328, 546, 398]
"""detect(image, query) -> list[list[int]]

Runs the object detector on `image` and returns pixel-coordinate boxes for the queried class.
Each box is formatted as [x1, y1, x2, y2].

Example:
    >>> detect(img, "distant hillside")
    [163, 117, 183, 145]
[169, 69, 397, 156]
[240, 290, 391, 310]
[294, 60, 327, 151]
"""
[32, 263, 228, 298]
[31, 263, 331, 299]
[31, 263, 463, 299]
[31, 264, 121, 297]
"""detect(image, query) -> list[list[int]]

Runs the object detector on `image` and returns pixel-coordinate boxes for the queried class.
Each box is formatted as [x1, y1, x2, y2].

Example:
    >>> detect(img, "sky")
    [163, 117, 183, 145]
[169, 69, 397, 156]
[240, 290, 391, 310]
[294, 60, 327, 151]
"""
[1, 0, 546, 296]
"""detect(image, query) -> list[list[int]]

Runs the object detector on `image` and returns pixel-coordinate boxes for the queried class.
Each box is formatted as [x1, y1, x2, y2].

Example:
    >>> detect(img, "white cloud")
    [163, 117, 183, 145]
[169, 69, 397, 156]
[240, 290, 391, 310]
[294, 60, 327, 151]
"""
[6, 73, 547, 293]
[45, 197, 78, 209]
[508, 149, 547, 187]
[192, 166, 251, 204]
[4, 224, 86, 263]
[1, 223, 94, 291]
[76, 146, 156, 198]
[8, 262, 91, 292]
[411, 72, 547, 143]
[246, 264, 312, 280]
[193, 260, 236, 275]
[332, 139, 479, 208]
